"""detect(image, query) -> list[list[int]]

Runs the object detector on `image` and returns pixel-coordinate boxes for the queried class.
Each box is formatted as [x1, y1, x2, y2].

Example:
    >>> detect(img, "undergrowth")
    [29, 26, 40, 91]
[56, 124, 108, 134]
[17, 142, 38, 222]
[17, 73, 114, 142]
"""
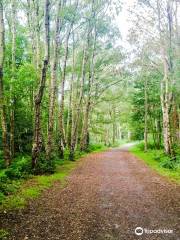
[130, 142, 180, 183]
[0, 229, 9, 240]
[0, 144, 106, 210]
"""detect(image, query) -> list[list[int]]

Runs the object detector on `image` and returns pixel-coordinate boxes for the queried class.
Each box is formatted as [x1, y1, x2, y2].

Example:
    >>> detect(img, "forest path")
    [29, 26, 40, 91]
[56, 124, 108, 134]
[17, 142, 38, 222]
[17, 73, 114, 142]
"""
[1, 147, 180, 240]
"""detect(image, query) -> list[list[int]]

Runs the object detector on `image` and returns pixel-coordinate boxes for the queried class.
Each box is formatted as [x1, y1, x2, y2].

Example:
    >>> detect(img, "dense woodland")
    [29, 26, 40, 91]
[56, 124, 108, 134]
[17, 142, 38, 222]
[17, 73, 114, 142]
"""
[0, 0, 179, 176]
[130, 0, 180, 157]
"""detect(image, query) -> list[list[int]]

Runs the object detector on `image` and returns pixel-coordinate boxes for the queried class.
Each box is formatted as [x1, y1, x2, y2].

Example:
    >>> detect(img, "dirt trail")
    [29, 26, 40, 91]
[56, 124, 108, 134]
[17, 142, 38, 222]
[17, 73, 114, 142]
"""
[1, 147, 180, 240]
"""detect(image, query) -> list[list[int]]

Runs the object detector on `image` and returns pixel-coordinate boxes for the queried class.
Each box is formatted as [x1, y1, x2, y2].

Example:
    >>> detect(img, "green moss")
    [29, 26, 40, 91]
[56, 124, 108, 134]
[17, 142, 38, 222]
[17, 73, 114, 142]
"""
[0, 229, 9, 240]
[130, 145, 180, 183]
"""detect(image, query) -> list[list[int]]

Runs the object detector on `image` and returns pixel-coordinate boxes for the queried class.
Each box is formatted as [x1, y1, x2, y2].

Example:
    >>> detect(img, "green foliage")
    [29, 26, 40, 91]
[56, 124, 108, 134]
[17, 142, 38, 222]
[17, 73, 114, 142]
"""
[0, 156, 31, 203]
[21, 187, 41, 199]
[0, 160, 77, 210]
[86, 144, 107, 152]
[0, 156, 5, 170]
[0, 144, 108, 210]
[160, 155, 180, 170]
[0, 179, 22, 196]
[32, 154, 56, 175]
[0, 192, 5, 204]
[0, 229, 9, 240]
[137, 141, 163, 151]
[130, 72, 162, 142]
[2, 195, 26, 209]
[130, 144, 180, 183]
[5, 156, 31, 179]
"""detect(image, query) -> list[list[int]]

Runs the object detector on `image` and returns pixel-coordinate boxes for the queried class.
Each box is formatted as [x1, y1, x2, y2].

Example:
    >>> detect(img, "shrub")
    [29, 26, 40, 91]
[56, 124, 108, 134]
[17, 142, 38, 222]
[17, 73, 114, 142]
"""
[87, 144, 105, 152]
[0, 229, 9, 239]
[0, 192, 5, 204]
[0, 179, 21, 196]
[160, 155, 180, 170]
[137, 142, 145, 151]
[138, 141, 163, 151]
[32, 153, 55, 175]
[153, 151, 164, 161]
[0, 170, 8, 182]
[5, 156, 31, 180]
[160, 157, 175, 169]
[5, 168, 22, 179]
[0, 156, 5, 169]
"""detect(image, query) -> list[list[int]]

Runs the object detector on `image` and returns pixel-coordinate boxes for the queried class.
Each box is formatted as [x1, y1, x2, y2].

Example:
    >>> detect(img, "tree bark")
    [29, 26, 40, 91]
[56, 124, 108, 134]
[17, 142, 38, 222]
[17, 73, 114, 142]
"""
[157, 0, 173, 156]
[69, 46, 88, 160]
[112, 107, 116, 145]
[66, 32, 75, 148]
[10, 0, 16, 158]
[144, 77, 148, 152]
[58, 27, 72, 151]
[0, 1, 11, 166]
[26, 0, 36, 66]
[32, 0, 41, 70]
[178, 106, 180, 144]
[32, 0, 50, 168]
[80, 15, 96, 151]
[80, 93, 91, 151]
[46, 0, 62, 160]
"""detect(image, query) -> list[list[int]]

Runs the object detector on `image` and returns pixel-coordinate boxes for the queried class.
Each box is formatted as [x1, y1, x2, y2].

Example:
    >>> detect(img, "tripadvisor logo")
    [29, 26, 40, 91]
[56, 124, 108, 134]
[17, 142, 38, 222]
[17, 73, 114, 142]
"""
[135, 227, 143, 236]
[135, 227, 173, 236]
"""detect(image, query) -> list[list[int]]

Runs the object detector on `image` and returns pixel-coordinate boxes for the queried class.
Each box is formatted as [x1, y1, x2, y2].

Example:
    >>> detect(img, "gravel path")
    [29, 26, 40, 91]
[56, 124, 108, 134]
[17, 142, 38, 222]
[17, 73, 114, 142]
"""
[1, 147, 180, 240]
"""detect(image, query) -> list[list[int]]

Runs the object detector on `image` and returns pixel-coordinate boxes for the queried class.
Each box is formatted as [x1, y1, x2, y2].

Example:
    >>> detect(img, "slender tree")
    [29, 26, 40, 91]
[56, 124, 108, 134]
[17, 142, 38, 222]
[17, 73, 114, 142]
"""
[46, 0, 62, 160]
[32, 0, 50, 168]
[157, 0, 173, 155]
[10, 0, 17, 158]
[144, 76, 148, 152]
[0, 0, 11, 166]
[58, 26, 72, 151]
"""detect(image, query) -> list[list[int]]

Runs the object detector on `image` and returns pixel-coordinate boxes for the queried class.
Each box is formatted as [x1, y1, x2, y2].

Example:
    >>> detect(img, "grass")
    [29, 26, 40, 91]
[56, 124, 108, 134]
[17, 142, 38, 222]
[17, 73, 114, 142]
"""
[130, 144, 180, 184]
[0, 144, 107, 211]
[0, 160, 79, 210]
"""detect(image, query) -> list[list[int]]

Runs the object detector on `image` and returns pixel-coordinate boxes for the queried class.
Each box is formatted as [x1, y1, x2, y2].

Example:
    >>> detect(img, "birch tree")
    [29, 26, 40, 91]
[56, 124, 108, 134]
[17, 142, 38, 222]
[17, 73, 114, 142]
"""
[46, 0, 62, 160]
[32, 0, 50, 168]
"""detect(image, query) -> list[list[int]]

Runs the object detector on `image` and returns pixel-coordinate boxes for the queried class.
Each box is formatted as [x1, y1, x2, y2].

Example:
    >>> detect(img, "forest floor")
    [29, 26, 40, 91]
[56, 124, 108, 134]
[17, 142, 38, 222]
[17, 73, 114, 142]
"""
[0, 145, 180, 240]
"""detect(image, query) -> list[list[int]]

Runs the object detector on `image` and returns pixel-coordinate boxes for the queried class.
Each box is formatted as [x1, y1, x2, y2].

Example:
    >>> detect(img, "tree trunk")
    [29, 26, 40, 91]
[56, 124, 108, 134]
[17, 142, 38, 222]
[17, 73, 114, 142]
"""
[33, 0, 41, 70]
[10, 0, 16, 158]
[161, 92, 172, 155]
[58, 27, 72, 151]
[178, 107, 180, 145]
[80, 26, 96, 151]
[160, 52, 172, 155]
[69, 46, 88, 160]
[112, 107, 116, 145]
[32, 0, 50, 168]
[157, 0, 173, 156]
[80, 96, 91, 151]
[144, 77, 148, 152]
[66, 33, 75, 147]
[46, 0, 62, 160]
[0, 1, 11, 166]
[26, 0, 36, 66]
[66, 80, 73, 147]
